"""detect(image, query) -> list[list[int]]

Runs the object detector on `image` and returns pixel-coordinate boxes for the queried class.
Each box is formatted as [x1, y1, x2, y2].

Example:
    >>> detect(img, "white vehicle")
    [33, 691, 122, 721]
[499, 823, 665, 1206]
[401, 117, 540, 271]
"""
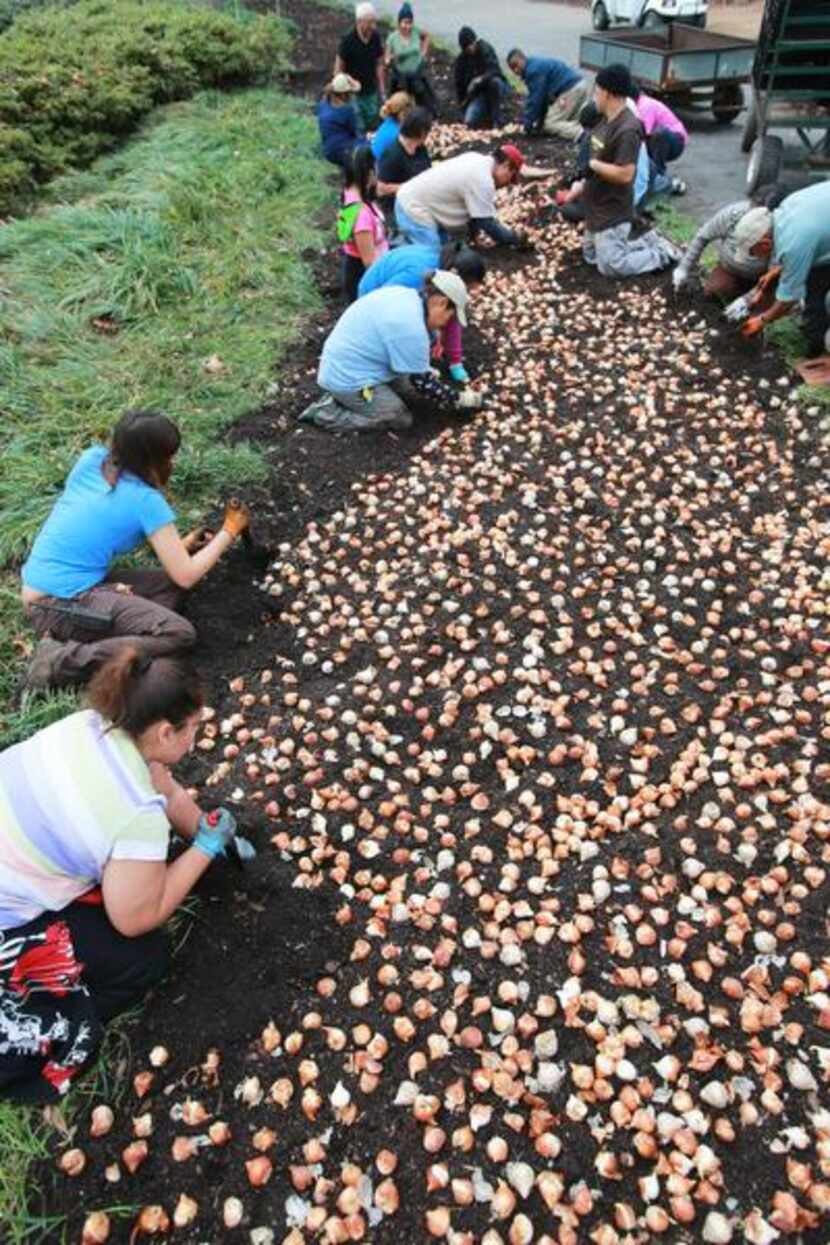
[591, 0, 708, 31]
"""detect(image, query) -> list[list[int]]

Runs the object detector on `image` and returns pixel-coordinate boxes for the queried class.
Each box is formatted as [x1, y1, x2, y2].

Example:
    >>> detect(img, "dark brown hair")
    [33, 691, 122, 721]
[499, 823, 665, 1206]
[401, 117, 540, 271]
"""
[87, 647, 204, 738]
[106, 409, 181, 488]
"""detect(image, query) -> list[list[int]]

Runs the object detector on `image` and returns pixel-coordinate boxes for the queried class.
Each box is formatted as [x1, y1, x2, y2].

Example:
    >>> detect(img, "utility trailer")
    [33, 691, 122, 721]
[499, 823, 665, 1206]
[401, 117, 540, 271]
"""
[741, 0, 830, 194]
[579, 23, 756, 124]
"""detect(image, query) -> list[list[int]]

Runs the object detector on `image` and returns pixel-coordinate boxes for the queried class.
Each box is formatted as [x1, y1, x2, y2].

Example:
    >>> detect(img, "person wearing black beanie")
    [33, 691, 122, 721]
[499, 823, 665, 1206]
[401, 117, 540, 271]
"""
[581, 62, 680, 278]
[454, 27, 508, 129]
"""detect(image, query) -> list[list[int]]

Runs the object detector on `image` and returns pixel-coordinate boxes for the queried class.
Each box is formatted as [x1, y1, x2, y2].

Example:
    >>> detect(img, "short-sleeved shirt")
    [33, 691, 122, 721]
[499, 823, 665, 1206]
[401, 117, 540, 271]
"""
[378, 138, 432, 193]
[318, 285, 430, 392]
[773, 182, 830, 303]
[397, 152, 496, 230]
[582, 107, 643, 233]
[341, 187, 389, 260]
[358, 242, 440, 297]
[0, 709, 170, 929]
[22, 445, 175, 599]
[371, 116, 400, 161]
[339, 27, 383, 95]
[387, 27, 424, 76]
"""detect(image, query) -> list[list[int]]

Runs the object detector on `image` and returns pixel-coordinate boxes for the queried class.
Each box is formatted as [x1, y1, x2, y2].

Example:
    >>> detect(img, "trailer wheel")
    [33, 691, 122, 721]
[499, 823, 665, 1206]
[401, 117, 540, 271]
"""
[592, 1, 610, 31]
[640, 9, 666, 29]
[741, 99, 759, 153]
[713, 83, 743, 125]
[746, 135, 783, 195]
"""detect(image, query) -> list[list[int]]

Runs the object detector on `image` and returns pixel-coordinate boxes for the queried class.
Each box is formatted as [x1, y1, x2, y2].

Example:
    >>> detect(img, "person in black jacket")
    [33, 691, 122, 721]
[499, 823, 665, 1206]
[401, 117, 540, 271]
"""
[454, 27, 508, 129]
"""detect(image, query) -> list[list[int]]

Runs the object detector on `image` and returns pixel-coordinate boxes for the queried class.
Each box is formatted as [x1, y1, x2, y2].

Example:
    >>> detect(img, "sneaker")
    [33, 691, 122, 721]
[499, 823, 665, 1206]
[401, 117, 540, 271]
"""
[671, 178, 687, 196]
[22, 637, 66, 692]
[657, 234, 683, 265]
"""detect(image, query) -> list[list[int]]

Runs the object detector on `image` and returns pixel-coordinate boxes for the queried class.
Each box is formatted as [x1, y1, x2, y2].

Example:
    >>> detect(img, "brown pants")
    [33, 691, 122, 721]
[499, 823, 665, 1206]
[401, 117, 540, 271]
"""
[27, 569, 196, 685]
[703, 264, 758, 300]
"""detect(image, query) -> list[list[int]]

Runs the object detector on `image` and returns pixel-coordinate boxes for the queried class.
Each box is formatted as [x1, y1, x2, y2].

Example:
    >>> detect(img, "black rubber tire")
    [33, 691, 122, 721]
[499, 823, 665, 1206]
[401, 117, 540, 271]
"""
[592, 1, 610, 31]
[741, 100, 759, 153]
[713, 83, 743, 125]
[641, 10, 666, 30]
[746, 135, 784, 195]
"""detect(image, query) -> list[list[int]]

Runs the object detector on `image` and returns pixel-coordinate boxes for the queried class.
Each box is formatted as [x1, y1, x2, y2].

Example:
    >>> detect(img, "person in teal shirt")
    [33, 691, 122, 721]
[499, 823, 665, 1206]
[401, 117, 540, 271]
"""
[735, 183, 830, 357]
[385, 3, 437, 115]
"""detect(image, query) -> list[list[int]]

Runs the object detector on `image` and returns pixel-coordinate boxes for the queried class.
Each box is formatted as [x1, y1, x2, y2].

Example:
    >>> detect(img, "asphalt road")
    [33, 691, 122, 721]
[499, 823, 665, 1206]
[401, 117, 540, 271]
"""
[376, 0, 762, 222]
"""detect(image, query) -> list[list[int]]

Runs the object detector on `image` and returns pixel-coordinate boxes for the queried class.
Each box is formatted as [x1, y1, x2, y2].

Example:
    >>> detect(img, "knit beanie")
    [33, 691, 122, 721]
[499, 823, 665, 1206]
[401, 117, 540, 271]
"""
[458, 26, 476, 49]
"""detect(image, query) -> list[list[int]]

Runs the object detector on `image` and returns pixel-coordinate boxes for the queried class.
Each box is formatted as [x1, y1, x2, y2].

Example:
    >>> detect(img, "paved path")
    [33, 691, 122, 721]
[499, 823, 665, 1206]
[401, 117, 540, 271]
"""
[375, 0, 765, 222]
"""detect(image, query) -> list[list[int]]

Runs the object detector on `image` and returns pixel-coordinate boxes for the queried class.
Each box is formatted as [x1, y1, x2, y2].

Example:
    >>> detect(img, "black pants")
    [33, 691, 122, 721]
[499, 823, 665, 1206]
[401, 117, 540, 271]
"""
[805, 262, 830, 354]
[342, 252, 365, 304]
[389, 66, 438, 116]
[0, 900, 169, 1103]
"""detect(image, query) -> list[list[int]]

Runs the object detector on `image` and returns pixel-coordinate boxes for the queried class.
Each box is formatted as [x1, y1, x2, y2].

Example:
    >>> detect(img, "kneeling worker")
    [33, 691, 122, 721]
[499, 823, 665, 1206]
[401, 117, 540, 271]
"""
[299, 273, 484, 432]
[731, 182, 830, 358]
[582, 63, 679, 279]
[506, 48, 590, 142]
[396, 145, 529, 249]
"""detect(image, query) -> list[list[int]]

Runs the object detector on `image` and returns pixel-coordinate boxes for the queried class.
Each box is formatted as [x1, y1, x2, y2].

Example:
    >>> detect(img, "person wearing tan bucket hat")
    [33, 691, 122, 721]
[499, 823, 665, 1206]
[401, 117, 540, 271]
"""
[299, 271, 485, 432]
[317, 72, 365, 170]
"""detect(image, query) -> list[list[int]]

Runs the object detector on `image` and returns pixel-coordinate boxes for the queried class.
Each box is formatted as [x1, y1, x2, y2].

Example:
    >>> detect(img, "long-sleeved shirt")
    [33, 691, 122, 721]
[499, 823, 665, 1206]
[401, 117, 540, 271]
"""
[520, 56, 581, 132]
[634, 93, 688, 143]
[454, 40, 505, 104]
[683, 200, 767, 279]
[317, 99, 362, 165]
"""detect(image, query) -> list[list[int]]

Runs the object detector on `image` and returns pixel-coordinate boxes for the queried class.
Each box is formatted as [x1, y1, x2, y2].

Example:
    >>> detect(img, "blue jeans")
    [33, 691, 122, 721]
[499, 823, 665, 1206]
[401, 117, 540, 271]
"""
[647, 127, 685, 194]
[394, 200, 444, 248]
[464, 79, 508, 129]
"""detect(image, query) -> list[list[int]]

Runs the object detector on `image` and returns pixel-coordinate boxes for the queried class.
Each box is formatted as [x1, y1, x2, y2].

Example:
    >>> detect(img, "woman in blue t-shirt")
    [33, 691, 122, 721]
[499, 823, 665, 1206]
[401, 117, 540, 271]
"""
[20, 409, 250, 690]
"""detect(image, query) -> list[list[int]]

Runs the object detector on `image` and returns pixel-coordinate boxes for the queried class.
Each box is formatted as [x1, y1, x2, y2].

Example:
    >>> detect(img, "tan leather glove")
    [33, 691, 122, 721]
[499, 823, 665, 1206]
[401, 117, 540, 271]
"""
[222, 499, 250, 539]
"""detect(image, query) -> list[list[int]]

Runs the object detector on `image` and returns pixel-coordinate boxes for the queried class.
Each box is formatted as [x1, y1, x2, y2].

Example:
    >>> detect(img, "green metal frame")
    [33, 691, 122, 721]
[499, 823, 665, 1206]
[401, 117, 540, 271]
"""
[753, 0, 830, 153]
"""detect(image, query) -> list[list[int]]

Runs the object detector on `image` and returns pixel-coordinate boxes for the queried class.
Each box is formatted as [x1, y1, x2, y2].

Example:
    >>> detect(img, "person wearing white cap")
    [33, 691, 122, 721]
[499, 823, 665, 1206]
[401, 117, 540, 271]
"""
[299, 272, 484, 431]
[733, 182, 830, 357]
[335, 3, 386, 132]
[672, 199, 772, 299]
[317, 73, 365, 169]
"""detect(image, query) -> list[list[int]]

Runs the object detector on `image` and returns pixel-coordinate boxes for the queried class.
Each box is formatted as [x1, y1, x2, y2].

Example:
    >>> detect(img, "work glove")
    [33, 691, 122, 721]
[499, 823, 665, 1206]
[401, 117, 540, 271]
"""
[741, 315, 765, 339]
[449, 362, 470, 383]
[724, 294, 751, 324]
[672, 264, 689, 292]
[194, 808, 238, 860]
[222, 498, 250, 539]
[457, 388, 484, 410]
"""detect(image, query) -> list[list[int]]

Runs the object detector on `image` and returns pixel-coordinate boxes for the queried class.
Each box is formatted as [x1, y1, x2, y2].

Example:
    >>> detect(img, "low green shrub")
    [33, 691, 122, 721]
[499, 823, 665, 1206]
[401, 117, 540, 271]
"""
[0, 0, 292, 212]
[0, 0, 75, 34]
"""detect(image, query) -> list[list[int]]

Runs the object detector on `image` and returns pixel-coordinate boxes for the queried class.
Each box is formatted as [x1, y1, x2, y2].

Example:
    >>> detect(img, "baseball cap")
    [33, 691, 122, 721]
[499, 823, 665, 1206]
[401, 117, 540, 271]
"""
[431, 270, 469, 326]
[501, 143, 525, 171]
[733, 206, 773, 264]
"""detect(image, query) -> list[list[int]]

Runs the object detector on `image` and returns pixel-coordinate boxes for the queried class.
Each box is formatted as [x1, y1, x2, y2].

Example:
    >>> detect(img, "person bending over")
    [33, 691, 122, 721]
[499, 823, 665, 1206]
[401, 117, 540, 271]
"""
[395, 144, 529, 250]
[385, 3, 437, 116]
[21, 410, 250, 690]
[729, 182, 830, 357]
[0, 649, 238, 1103]
[317, 73, 365, 169]
[335, 2, 386, 132]
[455, 27, 509, 130]
[299, 272, 484, 432]
[359, 241, 487, 382]
[339, 146, 388, 303]
[377, 105, 433, 217]
[581, 63, 679, 279]
[629, 83, 688, 197]
[371, 90, 414, 163]
[507, 48, 590, 142]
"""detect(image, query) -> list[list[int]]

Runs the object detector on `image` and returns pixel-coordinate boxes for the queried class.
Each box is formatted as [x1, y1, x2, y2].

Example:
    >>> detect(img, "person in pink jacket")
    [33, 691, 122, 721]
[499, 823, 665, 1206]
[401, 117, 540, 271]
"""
[630, 85, 688, 197]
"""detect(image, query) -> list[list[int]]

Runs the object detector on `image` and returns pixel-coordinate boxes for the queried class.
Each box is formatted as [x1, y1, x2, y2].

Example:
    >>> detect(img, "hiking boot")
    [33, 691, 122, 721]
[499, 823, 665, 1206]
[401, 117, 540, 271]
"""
[22, 637, 66, 692]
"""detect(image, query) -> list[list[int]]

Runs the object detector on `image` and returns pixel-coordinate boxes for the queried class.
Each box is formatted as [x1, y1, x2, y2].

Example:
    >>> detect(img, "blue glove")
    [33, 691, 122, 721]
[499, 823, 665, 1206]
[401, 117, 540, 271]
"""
[193, 808, 237, 860]
[449, 363, 470, 383]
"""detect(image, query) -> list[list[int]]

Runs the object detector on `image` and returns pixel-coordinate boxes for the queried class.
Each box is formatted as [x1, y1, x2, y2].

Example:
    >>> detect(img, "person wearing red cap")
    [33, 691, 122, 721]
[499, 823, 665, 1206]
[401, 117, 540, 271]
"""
[396, 145, 530, 249]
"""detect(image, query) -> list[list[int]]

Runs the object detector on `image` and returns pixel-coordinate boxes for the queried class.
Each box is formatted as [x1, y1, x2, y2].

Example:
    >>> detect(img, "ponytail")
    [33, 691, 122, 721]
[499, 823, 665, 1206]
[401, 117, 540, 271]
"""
[87, 647, 204, 738]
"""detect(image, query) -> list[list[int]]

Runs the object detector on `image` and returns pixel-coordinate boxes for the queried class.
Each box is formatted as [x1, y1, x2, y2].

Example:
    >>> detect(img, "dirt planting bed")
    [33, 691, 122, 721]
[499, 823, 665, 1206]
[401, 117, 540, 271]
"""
[36, 3, 830, 1245]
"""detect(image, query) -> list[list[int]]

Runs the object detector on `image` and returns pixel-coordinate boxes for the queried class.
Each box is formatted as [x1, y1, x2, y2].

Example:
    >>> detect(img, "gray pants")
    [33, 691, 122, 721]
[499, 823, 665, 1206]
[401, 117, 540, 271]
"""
[543, 79, 591, 141]
[299, 380, 412, 432]
[583, 222, 671, 279]
[27, 569, 195, 685]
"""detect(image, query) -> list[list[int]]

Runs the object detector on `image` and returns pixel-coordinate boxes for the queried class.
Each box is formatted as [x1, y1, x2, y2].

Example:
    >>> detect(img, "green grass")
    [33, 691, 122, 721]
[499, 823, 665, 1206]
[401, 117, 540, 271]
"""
[0, 84, 331, 739]
[0, 77, 332, 1240]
